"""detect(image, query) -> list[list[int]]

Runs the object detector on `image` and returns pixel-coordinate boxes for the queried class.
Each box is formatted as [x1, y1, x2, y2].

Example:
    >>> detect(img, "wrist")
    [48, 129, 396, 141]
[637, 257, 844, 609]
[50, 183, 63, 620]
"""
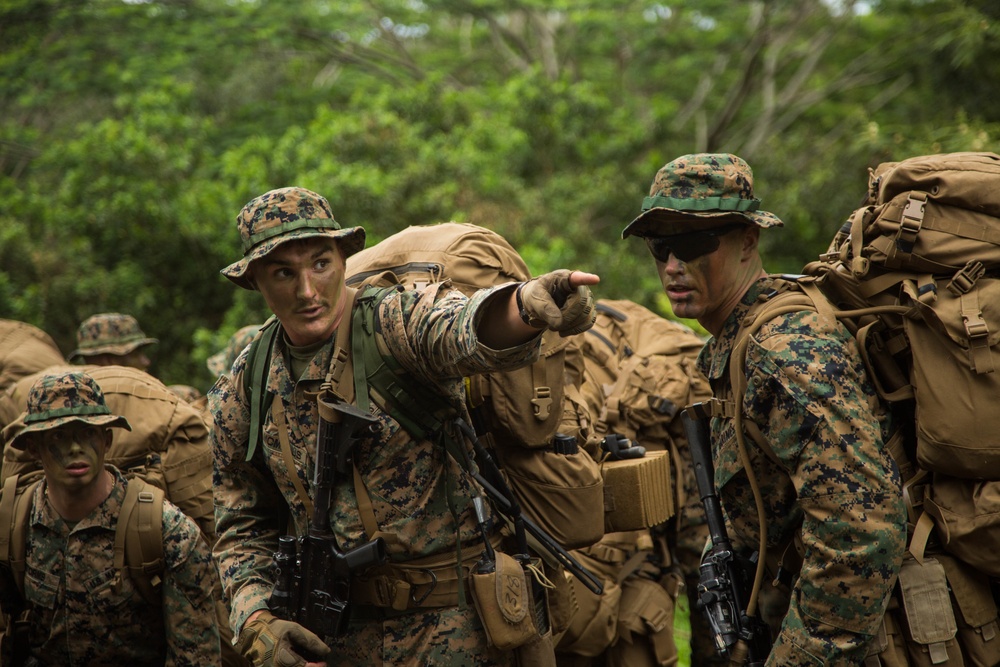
[515, 283, 533, 326]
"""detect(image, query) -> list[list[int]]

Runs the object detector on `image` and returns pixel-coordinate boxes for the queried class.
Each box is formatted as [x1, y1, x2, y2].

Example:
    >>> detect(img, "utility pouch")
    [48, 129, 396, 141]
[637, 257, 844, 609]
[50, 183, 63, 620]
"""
[470, 551, 538, 651]
[863, 598, 911, 667]
[897, 557, 962, 666]
[613, 575, 679, 667]
[938, 554, 1000, 667]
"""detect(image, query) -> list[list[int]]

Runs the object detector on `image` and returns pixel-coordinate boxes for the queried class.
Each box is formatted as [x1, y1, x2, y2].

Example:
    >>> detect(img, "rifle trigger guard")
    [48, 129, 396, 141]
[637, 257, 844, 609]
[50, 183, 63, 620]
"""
[411, 568, 437, 605]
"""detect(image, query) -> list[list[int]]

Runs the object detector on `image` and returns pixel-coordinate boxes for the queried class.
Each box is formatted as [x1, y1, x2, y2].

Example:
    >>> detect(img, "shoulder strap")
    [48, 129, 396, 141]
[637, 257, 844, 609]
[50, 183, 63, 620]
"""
[0, 474, 39, 604]
[351, 285, 459, 439]
[245, 317, 281, 462]
[117, 477, 165, 606]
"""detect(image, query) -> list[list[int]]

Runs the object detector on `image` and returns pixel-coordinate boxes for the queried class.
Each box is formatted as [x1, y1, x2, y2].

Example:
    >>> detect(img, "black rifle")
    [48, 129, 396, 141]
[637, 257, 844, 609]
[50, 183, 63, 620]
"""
[681, 404, 771, 666]
[268, 389, 387, 639]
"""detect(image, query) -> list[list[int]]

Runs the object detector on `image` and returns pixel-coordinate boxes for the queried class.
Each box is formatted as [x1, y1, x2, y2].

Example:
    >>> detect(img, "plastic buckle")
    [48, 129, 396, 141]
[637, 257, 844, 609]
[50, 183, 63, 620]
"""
[530, 387, 552, 420]
[946, 261, 985, 297]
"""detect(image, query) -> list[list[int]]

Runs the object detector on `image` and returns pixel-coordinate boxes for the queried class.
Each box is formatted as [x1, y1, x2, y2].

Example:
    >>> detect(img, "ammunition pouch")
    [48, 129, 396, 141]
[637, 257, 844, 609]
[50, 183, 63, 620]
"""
[864, 554, 1000, 666]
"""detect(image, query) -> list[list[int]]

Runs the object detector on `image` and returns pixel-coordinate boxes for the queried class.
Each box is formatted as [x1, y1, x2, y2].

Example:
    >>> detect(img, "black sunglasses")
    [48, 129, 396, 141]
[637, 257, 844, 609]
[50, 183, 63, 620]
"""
[644, 223, 747, 263]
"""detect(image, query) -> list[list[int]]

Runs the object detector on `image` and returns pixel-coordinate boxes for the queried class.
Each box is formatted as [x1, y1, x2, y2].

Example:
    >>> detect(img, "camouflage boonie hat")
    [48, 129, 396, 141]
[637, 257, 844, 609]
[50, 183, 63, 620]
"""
[70, 313, 158, 360]
[3, 370, 131, 450]
[221, 187, 366, 290]
[622, 153, 783, 238]
[207, 323, 262, 376]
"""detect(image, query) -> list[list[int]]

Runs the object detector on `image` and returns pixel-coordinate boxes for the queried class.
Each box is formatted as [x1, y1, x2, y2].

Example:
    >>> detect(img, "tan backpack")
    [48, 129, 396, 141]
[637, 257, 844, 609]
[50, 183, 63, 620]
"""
[716, 152, 1000, 665]
[345, 222, 605, 550]
[0, 321, 65, 395]
[0, 365, 215, 541]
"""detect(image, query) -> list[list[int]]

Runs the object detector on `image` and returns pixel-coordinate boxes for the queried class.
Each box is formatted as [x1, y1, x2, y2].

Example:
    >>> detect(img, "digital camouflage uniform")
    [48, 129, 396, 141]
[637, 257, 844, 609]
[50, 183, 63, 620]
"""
[211, 187, 545, 666]
[698, 280, 906, 666]
[23, 467, 221, 667]
[70, 312, 158, 362]
[1, 370, 221, 667]
[623, 154, 907, 666]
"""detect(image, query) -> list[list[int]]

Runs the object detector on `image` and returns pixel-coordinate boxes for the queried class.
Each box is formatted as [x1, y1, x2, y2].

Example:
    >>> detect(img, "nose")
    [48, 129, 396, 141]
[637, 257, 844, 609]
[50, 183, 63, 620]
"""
[662, 253, 686, 276]
[296, 272, 317, 301]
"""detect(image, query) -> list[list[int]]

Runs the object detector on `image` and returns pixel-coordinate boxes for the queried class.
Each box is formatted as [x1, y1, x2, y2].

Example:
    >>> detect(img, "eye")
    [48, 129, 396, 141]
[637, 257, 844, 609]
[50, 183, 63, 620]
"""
[314, 257, 331, 271]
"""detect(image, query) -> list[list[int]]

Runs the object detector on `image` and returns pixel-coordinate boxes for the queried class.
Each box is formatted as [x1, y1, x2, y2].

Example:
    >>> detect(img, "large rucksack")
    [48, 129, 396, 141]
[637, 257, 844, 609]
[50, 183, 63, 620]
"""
[343, 222, 605, 550]
[723, 152, 1000, 665]
[0, 321, 65, 395]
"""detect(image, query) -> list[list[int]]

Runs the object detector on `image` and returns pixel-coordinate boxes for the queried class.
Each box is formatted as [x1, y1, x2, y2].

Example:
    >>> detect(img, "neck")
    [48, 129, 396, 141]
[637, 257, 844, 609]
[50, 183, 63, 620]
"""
[46, 468, 115, 522]
[702, 266, 767, 338]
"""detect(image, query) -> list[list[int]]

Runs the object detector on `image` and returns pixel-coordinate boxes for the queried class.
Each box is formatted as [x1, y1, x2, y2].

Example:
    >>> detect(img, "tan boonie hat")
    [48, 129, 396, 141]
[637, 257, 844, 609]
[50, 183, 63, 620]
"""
[3, 370, 131, 451]
[207, 324, 262, 376]
[622, 153, 783, 239]
[70, 313, 158, 360]
[221, 186, 366, 290]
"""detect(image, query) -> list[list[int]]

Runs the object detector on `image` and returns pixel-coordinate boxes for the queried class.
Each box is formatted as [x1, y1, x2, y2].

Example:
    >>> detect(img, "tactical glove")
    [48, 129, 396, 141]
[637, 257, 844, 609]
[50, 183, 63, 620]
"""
[516, 270, 596, 337]
[236, 611, 330, 667]
[602, 433, 646, 460]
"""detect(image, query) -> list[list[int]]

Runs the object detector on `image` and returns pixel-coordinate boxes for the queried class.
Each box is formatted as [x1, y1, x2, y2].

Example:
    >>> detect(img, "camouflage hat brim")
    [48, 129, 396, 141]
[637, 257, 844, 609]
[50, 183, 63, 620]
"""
[621, 206, 783, 239]
[221, 226, 366, 290]
[4, 413, 132, 451]
[69, 337, 158, 360]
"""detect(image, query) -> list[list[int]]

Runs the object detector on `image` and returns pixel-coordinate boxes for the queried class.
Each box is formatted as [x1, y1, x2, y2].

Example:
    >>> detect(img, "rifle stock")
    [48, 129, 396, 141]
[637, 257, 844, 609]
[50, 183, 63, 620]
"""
[681, 403, 771, 666]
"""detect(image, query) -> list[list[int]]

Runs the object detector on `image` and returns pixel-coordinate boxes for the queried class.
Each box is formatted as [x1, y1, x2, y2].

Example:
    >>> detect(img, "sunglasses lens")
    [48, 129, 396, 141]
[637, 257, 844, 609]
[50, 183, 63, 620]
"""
[645, 233, 721, 263]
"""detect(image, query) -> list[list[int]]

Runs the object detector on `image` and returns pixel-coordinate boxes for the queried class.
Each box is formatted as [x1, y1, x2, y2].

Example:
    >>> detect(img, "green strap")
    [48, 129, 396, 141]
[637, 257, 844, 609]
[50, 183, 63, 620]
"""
[245, 317, 281, 462]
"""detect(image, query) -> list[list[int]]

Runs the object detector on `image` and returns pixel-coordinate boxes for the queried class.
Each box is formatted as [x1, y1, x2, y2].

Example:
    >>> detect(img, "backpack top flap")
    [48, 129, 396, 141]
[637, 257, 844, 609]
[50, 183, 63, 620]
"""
[345, 221, 531, 294]
[874, 152, 1000, 215]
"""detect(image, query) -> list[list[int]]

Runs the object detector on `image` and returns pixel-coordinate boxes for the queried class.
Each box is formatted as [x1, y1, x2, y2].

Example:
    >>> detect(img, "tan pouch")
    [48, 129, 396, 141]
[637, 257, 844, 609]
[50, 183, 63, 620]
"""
[470, 552, 538, 651]
[938, 555, 1000, 667]
[897, 557, 962, 666]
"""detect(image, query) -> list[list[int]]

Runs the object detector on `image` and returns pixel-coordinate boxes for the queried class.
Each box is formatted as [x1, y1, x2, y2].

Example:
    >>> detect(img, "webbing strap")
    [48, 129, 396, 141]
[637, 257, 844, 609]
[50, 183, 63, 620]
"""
[960, 290, 994, 374]
[126, 479, 164, 603]
[115, 478, 142, 572]
[0, 476, 20, 564]
[245, 317, 280, 462]
[273, 400, 314, 521]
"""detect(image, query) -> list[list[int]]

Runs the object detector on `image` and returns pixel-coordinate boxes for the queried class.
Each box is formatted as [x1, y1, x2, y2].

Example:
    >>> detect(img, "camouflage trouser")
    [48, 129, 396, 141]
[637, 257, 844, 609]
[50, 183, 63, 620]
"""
[325, 604, 516, 666]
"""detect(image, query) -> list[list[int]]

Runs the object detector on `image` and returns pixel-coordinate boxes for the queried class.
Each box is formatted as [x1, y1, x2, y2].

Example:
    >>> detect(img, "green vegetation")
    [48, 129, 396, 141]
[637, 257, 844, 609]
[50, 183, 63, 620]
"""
[3, 0, 999, 387]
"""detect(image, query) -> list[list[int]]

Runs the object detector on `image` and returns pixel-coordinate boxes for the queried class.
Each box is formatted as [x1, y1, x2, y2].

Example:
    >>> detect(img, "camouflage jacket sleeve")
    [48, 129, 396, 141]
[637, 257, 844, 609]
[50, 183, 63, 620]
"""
[209, 362, 287, 635]
[162, 498, 222, 667]
[376, 282, 541, 381]
[740, 310, 906, 665]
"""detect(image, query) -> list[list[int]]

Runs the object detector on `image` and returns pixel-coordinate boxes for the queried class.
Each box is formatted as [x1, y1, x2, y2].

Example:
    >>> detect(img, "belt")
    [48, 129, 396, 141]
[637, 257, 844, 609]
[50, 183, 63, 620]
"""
[350, 535, 503, 612]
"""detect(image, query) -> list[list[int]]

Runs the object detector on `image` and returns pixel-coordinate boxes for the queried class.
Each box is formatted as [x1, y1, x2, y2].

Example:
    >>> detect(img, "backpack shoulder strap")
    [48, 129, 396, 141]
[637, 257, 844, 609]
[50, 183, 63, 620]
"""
[351, 284, 458, 439]
[244, 316, 281, 462]
[0, 474, 40, 603]
[117, 477, 165, 606]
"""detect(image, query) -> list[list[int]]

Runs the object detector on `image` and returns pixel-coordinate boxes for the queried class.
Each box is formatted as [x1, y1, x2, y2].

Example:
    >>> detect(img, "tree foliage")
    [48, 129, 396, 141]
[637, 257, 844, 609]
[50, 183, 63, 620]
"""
[1, 0, 998, 387]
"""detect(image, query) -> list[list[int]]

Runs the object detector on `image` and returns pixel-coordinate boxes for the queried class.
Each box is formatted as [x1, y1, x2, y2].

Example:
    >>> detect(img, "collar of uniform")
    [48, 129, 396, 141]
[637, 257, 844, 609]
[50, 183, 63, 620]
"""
[31, 465, 127, 535]
[697, 276, 776, 382]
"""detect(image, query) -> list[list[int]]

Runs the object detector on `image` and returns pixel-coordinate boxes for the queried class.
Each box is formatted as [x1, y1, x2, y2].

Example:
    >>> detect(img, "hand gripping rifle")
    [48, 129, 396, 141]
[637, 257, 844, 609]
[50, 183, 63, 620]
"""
[681, 404, 771, 666]
[268, 387, 387, 639]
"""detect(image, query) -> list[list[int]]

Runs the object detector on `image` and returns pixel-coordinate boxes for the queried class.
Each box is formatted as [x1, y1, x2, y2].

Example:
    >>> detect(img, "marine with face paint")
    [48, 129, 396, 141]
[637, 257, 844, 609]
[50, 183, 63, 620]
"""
[623, 154, 905, 666]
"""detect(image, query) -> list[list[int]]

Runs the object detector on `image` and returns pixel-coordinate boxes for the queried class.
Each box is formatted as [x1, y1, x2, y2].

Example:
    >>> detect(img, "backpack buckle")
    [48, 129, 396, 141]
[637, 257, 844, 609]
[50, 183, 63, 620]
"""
[946, 261, 985, 297]
[897, 192, 927, 253]
[530, 387, 552, 420]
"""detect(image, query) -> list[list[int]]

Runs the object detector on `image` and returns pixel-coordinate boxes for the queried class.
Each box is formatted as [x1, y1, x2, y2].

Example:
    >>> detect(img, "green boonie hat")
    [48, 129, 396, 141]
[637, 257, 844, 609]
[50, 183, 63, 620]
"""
[207, 324, 262, 376]
[621, 153, 783, 239]
[70, 313, 158, 360]
[3, 370, 131, 450]
[221, 186, 366, 290]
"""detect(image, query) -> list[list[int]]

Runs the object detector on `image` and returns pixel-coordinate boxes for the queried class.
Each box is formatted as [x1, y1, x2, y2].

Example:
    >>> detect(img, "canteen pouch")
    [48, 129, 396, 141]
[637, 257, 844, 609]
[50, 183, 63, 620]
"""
[897, 557, 962, 666]
[470, 551, 538, 651]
